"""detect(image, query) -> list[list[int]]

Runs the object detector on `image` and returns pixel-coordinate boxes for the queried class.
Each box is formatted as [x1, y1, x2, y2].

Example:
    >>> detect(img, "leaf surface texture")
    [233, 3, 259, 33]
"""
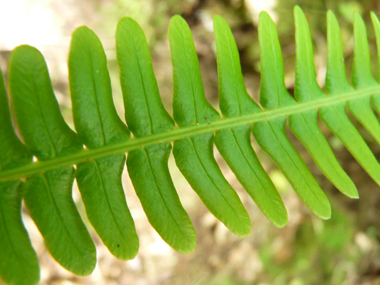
[1, 6, 380, 284]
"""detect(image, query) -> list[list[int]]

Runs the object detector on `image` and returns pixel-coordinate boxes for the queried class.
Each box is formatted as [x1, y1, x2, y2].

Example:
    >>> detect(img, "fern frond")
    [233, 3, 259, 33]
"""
[1, 5, 380, 284]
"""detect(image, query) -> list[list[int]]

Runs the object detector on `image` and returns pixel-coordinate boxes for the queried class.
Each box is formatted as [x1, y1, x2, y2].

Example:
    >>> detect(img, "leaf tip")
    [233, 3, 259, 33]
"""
[176, 238, 197, 254]
[213, 14, 223, 22]
[258, 10, 274, 26]
[213, 14, 226, 30]
[273, 215, 288, 228]
[293, 5, 303, 15]
[294, 5, 307, 25]
[116, 16, 141, 34]
[317, 207, 332, 220]
[348, 192, 360, 199]
[354, 10, 364, 25]
[169, 15, 189, 39]
[371, 11, 379, 21]
[326, 9, 335, 19]
[72, 25, 91, 35]
[169, 14, 184, 26]
[371, 11, 380, 31]
[232, 219, 251, 238]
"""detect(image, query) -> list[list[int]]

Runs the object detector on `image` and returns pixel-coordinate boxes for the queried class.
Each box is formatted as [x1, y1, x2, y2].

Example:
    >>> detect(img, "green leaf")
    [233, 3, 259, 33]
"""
[293, 6, 325, 102]
[290, 7, 358, 198]
[69, 26, 130, 148]
[23, 167, 96, 275]
[2, 9, 380, 282]
[8, 45, 82, 159]
[214, 126, 287, 227]
[352, 12, 378, 89]
[322, 10, 380, 186]
[325, 10, 350, 94]
[116, 17, 174, 137]
[169, 15, 251, 235]
[253, 118, 331, 220]
[213, 16, 261, 116]
[320, 104, 380, 186]
[371, 12, 380, 82]
[128, 144, 196, 252]
[69, 26, 139, 260]
[117, 17, 196, 252]
[0, 67, 38, 285]
[169, 15, 219, 126]
[371, 10, 380, 150]
[290, 110, 358, 199]
[256, 9, 331, 219]
[8, 45, 96, 275]
[213, 14, 287, 227]
[257, 13, 295, 109]
[173, 134, 251, 236]
[76, 155, 138, 259]
[0, 181, 39, 285]
[0, 68, 31, 170]
[347, 12, 380, 145]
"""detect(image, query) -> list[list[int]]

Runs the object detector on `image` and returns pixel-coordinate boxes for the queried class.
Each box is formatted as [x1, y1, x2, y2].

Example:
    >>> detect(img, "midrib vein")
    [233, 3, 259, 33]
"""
[1, 85, 379, 181]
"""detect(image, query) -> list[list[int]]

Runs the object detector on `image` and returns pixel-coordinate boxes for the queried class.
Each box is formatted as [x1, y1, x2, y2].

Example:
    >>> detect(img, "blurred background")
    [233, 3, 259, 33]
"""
[1, 0, 380, 284]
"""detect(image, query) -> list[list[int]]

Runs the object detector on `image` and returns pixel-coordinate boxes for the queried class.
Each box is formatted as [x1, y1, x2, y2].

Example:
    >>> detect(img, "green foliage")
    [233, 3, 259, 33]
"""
[1, 5, 380, 284]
